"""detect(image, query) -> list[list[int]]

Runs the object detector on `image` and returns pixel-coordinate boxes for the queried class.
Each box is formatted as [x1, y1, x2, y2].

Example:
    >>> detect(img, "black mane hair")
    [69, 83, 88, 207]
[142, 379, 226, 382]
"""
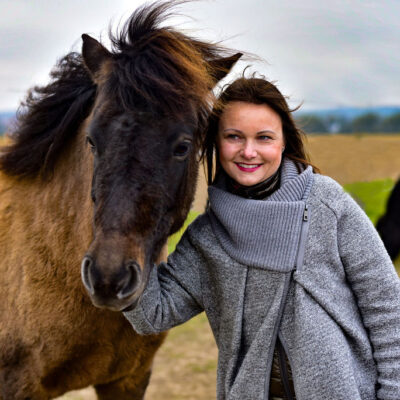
[0, 53, 96, 178]
[0, 0, 232, 179]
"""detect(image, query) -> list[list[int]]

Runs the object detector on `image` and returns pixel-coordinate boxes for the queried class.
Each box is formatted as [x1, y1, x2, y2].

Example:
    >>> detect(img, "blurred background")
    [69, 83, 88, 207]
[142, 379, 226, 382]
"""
[1, 1, 399, 399]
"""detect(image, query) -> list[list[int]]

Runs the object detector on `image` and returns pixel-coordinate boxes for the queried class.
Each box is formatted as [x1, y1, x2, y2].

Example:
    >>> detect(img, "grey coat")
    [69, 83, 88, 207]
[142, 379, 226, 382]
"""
[124, 159, 400, 400]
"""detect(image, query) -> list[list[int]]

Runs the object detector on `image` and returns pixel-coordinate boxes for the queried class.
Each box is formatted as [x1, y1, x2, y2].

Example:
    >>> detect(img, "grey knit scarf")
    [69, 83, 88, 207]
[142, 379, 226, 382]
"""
[225, 168, 281, 200]
[208, 158, 314, 271]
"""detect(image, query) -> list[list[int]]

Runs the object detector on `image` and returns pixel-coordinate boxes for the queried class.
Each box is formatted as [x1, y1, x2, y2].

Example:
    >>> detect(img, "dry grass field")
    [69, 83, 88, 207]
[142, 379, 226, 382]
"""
[1, 133, 400, 400]
[306, 134, 400, 184]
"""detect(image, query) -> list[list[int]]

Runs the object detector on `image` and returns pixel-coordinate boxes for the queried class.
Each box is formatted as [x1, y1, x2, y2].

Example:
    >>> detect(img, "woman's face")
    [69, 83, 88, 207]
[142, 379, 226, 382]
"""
[217, 101, 285, 187]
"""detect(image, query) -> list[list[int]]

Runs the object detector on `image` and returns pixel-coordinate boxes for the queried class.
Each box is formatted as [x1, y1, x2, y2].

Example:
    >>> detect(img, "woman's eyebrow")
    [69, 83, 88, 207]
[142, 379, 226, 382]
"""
[223, 128, 243, 133]
[256, 130, 276, 135]
[223, 128, 277, 135]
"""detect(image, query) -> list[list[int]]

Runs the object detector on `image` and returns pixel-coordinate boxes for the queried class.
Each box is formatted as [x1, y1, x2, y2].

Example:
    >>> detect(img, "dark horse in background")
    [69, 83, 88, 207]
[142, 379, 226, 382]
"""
[377, 178, 400, 261]
[0, 2, 241, 399]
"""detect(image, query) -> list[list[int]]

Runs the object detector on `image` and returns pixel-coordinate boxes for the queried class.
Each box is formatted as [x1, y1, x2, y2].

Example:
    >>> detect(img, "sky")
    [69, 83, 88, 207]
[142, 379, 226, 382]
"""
[1, 0, 400, 111]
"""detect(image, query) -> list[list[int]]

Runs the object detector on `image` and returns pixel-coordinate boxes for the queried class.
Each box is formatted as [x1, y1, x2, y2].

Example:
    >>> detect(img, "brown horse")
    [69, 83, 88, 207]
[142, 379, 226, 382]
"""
[0, 2, 241, 399]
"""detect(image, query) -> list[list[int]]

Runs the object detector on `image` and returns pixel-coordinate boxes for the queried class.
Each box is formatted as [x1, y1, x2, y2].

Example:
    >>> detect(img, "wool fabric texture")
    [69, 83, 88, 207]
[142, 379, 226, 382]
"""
[221, 165, 296, 399]
[124, 158, 400, 400]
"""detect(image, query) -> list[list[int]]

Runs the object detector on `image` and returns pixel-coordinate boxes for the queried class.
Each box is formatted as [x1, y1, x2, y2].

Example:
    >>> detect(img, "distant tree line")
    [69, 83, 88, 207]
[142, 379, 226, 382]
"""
[1, 112, 400, 136]
[296, 112, 400, 134]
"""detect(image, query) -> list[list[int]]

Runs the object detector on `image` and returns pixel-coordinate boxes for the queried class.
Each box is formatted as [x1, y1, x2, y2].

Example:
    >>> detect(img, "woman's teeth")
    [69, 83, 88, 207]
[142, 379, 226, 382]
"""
[237, 163, 260, 169]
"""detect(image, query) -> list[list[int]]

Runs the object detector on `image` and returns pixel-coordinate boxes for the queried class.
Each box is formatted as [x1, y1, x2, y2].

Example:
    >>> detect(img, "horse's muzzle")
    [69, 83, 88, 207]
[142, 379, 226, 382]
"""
[81, 255, 142, 311]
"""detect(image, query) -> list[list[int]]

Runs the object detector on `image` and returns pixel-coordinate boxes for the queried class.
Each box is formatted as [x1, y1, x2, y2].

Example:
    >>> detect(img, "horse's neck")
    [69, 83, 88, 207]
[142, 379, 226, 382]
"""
[0, 128, 93, 262]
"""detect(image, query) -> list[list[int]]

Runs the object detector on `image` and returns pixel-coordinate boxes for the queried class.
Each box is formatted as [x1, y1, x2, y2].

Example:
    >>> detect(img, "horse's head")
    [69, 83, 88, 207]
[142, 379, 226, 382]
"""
[80, 3, 241, 311]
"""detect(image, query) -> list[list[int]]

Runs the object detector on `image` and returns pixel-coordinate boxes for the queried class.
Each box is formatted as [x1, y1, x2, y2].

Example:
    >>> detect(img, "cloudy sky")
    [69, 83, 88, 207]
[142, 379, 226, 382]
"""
[1, 0, 399, 111]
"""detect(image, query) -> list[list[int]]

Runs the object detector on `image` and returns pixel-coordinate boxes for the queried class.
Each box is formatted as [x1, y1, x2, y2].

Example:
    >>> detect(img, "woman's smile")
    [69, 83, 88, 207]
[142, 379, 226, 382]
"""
[235, 162, 262, 172]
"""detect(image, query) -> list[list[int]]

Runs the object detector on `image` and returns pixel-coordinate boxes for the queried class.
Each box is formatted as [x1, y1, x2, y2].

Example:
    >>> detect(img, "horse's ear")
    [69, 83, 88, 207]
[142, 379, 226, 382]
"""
[209, 53, 242, 84]
[81, 34, 112, 81]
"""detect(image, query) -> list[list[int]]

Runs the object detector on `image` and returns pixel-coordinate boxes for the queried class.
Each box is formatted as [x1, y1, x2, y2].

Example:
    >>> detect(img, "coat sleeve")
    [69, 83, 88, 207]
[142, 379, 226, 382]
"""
[337, 191, 400, 399]
[123, 226, 204, 335]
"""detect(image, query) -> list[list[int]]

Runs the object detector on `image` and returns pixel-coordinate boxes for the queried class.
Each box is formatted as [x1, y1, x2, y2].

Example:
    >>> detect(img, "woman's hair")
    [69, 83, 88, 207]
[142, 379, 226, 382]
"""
[201, 73, 319, 185]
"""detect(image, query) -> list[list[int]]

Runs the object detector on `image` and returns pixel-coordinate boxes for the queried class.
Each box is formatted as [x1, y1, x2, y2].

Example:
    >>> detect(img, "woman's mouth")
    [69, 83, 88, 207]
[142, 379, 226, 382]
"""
[235, 163, 262, 172]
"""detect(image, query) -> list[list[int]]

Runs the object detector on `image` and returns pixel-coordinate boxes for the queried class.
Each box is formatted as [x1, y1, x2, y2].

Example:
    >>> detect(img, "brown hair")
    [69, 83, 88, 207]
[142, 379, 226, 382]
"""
[201, 73, 319, 184]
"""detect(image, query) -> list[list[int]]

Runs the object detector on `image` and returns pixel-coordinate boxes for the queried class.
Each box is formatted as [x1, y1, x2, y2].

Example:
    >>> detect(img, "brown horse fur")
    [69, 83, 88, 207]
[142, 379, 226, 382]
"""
[0, 1, 241, 399]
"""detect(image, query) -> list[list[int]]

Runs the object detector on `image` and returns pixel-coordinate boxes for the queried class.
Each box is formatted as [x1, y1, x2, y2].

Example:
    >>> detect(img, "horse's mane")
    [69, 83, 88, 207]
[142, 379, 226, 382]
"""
[0, 0, 232, 179]
[0, 53, 96, 178]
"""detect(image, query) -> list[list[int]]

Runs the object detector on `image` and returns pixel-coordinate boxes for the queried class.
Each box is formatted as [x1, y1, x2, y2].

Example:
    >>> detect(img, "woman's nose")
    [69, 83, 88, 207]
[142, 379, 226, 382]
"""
[240, 141, 257, 159]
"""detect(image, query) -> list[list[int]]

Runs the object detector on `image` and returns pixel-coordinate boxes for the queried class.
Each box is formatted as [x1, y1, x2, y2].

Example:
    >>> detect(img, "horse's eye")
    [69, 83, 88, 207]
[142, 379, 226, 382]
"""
[173, 140, 191, 159]
[86, 136, 96, 152]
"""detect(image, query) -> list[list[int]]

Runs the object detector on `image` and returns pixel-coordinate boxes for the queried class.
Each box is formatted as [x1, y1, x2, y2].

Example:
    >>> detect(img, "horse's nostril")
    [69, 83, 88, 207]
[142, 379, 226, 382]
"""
[81, 256, 95, 295]
[117, 261, 141, 299]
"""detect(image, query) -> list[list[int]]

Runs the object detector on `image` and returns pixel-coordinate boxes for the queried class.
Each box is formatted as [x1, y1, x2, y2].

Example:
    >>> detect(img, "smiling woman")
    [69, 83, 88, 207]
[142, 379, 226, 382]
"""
[123, 73, 400, 400]
[216, 101, 285, 187]
[202, 75, 318, 202]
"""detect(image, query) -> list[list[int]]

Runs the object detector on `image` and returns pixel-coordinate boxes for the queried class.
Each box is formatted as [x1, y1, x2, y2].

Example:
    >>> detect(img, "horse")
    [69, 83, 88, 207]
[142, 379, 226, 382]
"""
[377, 178, 400, 261]
[0, 2, 241, 399]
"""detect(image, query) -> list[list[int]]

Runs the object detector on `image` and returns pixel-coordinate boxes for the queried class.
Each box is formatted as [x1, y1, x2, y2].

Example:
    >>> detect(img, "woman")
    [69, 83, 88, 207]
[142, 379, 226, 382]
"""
[123, 75, 400, 400]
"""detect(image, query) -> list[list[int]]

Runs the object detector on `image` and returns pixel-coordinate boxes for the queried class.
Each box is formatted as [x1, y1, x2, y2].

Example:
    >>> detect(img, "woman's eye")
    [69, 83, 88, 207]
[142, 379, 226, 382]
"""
[173, 140, 191, 159]
[258, 135, 272, 141]
[226, 134, 240, 140]
[86, 136, 96, 152]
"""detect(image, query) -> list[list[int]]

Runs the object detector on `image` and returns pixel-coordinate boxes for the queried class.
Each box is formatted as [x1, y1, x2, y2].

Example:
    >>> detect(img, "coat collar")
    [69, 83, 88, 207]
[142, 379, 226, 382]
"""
[208, 159, 314, 271]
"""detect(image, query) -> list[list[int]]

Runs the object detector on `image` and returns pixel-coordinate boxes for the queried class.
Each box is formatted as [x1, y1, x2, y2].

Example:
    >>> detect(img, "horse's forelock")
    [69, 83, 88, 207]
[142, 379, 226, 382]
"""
[110, 0, 184, 52]
[104, 1, 224, 121]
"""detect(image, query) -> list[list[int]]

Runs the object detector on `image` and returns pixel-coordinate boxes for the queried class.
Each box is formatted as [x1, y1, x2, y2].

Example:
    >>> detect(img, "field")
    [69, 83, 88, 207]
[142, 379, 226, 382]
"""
[1, 133, 399, 400]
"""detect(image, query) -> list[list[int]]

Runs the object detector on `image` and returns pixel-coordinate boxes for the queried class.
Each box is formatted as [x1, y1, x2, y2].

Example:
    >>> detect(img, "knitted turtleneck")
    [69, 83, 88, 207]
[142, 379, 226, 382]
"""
[124, 156, 400, 399]
[225, 168, 281, 200]
[208, 158, 314, 271]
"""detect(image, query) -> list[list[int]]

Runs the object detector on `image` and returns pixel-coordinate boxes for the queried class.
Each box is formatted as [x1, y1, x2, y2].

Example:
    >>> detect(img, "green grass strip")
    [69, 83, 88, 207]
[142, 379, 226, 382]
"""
[344, 179, 394, 225]
[168, 211, 200, 254]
